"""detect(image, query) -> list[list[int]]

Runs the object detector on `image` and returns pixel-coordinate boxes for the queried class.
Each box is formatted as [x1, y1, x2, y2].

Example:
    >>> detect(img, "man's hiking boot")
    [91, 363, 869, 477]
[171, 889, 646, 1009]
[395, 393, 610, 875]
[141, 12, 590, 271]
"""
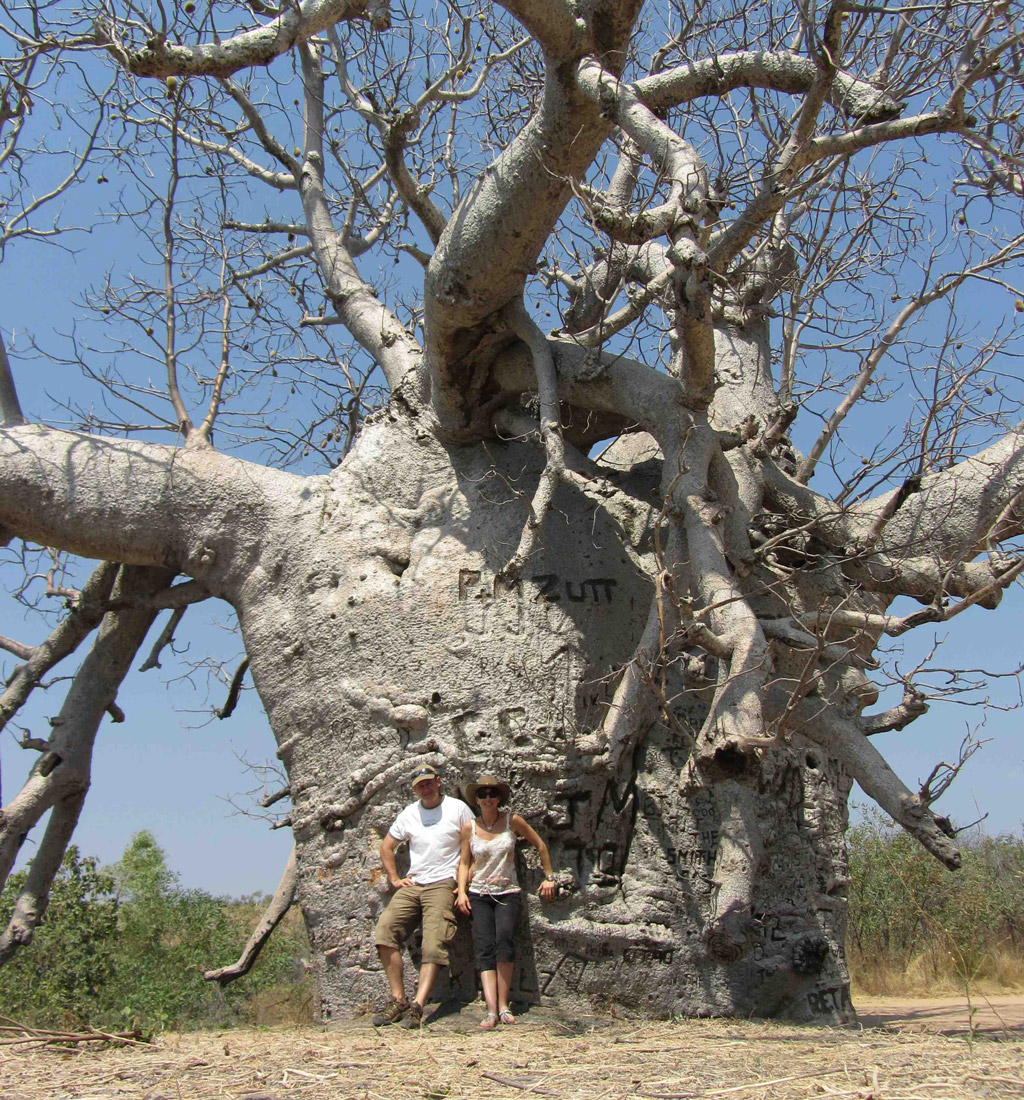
[372, 996, 409, 1026]
[400, 1001, 424, 1029]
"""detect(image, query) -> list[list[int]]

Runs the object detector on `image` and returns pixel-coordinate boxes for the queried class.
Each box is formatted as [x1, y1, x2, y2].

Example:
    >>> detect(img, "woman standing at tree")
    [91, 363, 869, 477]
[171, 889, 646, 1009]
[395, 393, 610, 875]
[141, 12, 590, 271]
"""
[455, 774, 557, 1029]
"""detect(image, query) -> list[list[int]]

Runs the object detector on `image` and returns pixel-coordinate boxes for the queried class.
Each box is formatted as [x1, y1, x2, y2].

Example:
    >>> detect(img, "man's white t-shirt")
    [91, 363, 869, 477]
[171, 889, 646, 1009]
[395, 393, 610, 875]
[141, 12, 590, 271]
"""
[389, 795, 474, 884]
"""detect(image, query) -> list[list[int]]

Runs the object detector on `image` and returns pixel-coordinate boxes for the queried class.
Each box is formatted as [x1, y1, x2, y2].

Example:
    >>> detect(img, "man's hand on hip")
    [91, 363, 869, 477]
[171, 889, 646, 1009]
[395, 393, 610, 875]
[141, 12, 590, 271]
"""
[390, 876, 415, 889]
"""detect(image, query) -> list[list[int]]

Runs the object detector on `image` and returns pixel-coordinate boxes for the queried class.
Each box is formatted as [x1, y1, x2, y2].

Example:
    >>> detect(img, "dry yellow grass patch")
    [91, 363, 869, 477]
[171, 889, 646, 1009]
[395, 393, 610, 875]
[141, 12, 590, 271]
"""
[1, 1009, 1022, 1100]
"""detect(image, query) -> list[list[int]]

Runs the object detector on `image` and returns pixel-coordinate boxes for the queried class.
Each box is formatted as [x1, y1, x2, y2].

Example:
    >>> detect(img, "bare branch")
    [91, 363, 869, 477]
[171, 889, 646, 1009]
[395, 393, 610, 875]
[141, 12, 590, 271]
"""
[860, 685, 929, 735]
[139, 607, 186, 673]
[216, 657, 250, 719]
[203, 848, 297, 984]
[918, 733, 986, 806]
[98, 0, 391, 80]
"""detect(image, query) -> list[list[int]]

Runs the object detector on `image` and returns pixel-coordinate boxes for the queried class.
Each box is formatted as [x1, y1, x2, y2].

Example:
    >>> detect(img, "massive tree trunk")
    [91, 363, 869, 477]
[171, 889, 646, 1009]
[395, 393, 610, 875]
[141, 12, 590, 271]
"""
[229, 404, 852, 1022]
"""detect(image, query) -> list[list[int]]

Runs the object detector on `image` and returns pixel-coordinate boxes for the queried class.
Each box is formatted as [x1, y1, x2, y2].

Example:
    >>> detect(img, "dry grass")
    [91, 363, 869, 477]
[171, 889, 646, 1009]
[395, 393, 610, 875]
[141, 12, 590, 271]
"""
[2, 1006, 1022, 1100]
[849, 945, 1024, 998]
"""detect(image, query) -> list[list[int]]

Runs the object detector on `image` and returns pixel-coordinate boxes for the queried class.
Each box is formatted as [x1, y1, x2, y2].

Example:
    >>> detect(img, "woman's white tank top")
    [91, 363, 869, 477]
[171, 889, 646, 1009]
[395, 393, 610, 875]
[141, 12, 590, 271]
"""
[468, 813, 520, 895]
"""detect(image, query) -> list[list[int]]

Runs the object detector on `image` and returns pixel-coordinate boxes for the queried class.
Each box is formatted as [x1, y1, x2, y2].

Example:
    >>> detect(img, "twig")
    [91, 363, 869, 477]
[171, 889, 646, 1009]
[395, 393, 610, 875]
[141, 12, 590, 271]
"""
[482, 1071, 559, 1095]
[216, 657, 250, 719]
[0, 1023, 149, 1047]
[638, 1066, 850, 1098]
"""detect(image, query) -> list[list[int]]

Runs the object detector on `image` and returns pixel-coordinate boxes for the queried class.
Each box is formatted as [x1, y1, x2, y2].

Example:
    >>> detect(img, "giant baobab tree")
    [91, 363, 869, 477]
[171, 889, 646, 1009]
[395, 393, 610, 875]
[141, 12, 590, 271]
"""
[1, 0, 1023, 1022]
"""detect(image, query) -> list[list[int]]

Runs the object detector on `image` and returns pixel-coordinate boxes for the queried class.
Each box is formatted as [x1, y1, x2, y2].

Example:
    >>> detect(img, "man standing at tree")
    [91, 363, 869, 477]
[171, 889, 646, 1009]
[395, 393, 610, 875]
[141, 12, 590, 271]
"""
[372, 765, 474, 1028]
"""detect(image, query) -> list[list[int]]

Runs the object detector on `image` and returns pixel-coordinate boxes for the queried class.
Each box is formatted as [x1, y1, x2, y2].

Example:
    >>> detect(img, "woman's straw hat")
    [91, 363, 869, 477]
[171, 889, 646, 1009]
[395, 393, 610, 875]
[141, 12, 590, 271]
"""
[465, 774, 511, 807]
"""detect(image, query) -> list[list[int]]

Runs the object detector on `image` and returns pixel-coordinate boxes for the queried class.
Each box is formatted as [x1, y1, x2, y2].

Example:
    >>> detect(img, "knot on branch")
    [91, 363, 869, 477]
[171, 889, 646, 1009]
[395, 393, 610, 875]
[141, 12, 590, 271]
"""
[388, 106, 420, 142]
[366, 0, 392, 31]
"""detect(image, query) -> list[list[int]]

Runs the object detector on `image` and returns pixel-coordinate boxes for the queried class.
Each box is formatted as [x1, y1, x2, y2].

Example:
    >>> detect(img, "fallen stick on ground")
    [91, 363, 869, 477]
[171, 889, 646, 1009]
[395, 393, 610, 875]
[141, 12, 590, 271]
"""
[0, 1023, 149, 1048]
[638, 1065, 852, 1098]
[482, 1070, 560, 1095]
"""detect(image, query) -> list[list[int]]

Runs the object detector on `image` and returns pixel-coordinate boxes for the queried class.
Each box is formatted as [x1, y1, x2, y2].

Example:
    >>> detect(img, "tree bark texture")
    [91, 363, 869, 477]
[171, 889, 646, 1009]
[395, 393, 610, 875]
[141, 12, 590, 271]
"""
[240, 404, 854, 1022]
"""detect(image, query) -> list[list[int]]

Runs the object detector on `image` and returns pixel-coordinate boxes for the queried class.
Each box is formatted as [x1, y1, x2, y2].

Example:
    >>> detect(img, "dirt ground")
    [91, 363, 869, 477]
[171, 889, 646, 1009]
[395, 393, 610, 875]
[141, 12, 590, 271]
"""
[2, 998, 1022, 1100]
[855, 995, 1024, 1036]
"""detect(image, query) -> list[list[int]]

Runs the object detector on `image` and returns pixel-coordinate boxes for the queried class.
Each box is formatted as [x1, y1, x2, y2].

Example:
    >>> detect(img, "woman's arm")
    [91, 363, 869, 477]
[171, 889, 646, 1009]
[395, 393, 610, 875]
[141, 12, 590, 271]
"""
[455, 821, 473, 914]
[511, 814, 557, 900]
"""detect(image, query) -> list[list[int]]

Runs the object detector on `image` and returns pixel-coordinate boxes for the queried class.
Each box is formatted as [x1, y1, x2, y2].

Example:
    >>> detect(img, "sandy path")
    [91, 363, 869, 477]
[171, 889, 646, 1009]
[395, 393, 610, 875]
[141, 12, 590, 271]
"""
[855, 993, 1024, 1035]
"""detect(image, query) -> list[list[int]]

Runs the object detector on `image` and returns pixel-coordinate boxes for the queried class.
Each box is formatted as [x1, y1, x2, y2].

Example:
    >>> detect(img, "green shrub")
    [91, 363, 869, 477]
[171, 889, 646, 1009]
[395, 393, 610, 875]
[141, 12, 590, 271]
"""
[0, 833, 311, 1031]
[0, 847, 118, 1027]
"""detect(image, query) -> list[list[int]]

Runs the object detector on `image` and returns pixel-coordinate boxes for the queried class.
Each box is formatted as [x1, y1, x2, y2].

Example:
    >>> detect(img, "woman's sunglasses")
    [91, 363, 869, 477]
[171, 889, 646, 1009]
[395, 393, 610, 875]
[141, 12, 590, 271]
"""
[476, 788, 500, 799]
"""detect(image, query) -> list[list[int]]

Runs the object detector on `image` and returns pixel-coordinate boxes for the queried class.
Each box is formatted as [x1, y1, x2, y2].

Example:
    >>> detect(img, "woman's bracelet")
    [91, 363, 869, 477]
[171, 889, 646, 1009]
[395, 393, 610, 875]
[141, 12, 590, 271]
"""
[544, 874, 555, 882]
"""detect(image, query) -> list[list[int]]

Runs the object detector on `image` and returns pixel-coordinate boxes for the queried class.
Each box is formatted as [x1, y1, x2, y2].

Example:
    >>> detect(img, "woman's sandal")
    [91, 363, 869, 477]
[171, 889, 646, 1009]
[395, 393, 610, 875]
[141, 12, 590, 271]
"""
[498, 1009, 516, 1025]
[479, 1012, 499, 1030]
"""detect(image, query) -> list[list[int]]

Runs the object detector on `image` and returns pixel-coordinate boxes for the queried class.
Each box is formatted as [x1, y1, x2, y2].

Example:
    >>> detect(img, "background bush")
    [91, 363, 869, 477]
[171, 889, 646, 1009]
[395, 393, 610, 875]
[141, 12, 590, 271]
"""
[847, 809, 1024, 995]
[0, 832, 311, 1031]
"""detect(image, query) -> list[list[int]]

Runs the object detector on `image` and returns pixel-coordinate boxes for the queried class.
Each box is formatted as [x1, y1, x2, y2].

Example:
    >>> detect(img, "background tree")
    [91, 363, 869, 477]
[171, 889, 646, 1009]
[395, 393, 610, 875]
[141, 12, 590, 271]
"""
[847, 810, 1024, 994]
[0, 834, 311, 1029]
[0, 0, 1023, 1022]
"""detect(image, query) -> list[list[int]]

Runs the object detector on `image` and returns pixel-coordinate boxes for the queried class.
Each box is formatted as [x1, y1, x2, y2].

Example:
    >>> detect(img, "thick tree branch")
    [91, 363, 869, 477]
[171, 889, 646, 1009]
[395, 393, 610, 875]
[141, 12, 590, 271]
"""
[562, 239, 668, 336]
[0, 791, 85, 964]
[807, 557, 1024, 638]
[576, 59, 709, 243]
[870, 425, 1024, 564]
[841, 556, 1010, 609]
[97, 0, 390, 80]
[424, 1, 644, 427]
[860, 686, 929, 736]
[0, 562, 120, 736]
[785, 696, 961, 869]
[297, 44, 422, 394]
[493, 338, 686, 438]
[0, 567, 172, 909]
[0, 634, 33, 661]
[0, 332, 26, 428]
[0, 424, 302, 575]
[494, 0, 580, 60]
[500, 302, 565, 579]
[635, 51, 903, 123]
